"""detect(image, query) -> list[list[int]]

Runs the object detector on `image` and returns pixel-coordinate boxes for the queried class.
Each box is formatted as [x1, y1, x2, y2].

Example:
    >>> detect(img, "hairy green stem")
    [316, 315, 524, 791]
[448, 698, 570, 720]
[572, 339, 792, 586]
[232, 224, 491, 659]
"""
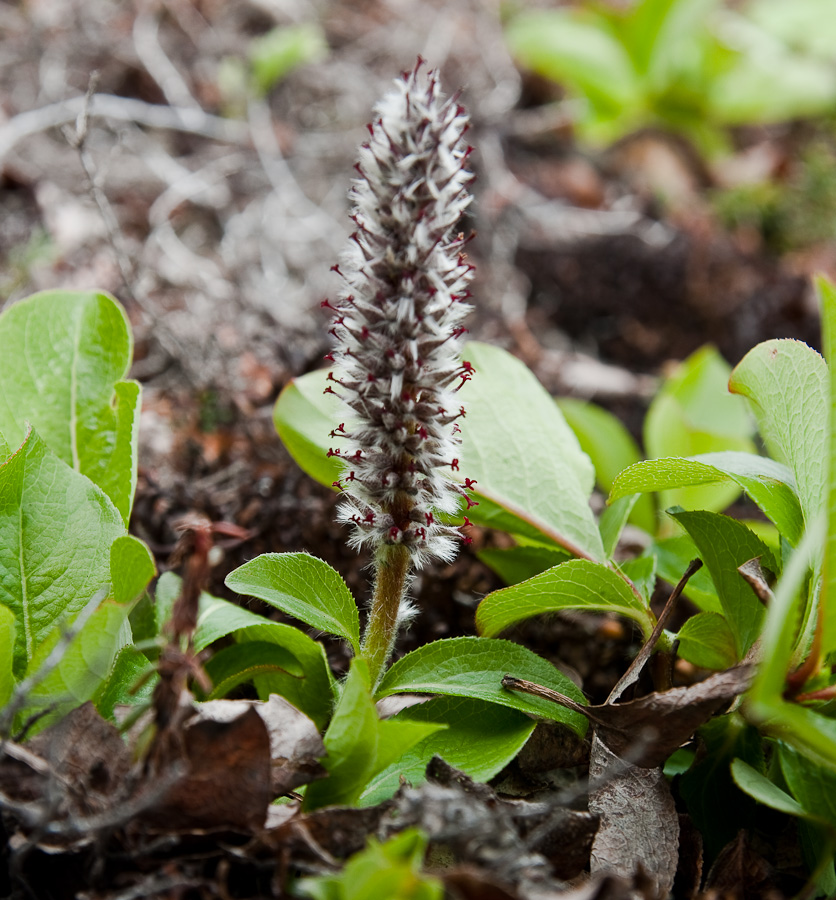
[362, 543, 411, 688]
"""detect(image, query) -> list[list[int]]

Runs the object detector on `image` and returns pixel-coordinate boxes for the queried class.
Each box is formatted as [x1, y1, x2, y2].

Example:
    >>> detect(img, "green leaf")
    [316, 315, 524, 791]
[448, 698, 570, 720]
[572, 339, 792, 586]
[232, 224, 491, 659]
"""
[780, 742, 836, 828]
[505, 9, 641, 115]
[24, 595, 133, 723]
[476, 544, 570, 586]
[476, 559, 653, 640]
[376, 636, 588, 735]
[558, 397, 655, 533]
[680, 714, 765, 859]
[95, 645, 156, 720]
[249, 23, 327, 95]
[0, 290, 140, 523]
[676, 612, 738, 670]
[0, 432, 10, 461]
[650, 533, 722, 613]
[360, 696, 535, 807]
[670, 509, 773, 655]
[610, 451, 803, 545]
[203, 641, 304, 700]
[620, 554, 657, 604]
[194, 591, 335, 730]
[0, 428, 125, 674]
[225, 552, 360, 654]
[818, 277, 836, 657]
[0, 605, 15, 708]
[299, 829, 442, 900]
[273, 373, 343, 487]
[645, 346, 756, 517]
[709, 51, 836, 126]
[731, 758, 809, 819]
[460, 343, 604, 560]
[729, 338, 828, 528]
[599, 494, 638, 558]
[304, 659, 443, 810]
[110, 535, 156, 605]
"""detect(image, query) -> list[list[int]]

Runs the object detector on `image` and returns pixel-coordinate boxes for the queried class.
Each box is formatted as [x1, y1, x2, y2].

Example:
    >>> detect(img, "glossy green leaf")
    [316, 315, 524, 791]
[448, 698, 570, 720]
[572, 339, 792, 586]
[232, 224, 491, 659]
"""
[376, 636, 588, 734]
[194, 591, 335, 729]
[226, 552, 360, 654]
[0, 428, 124, 675]
[645, 346, 756, 517]
[203, 641, 304, 700]
[476, 559, 653, 640]
[729, 338, 828, 528]
[460, 342, 604, 560]
[611, 451, 803, 545]
[110, 535, 156, 605]
[731, 758, 808, 819]
[558, 397, 655, 533]
[359, 696, 535, 807]
[274, 373, 343, 487]
[304, 659, 443, 810]
[676, 612, 738, 670]
[476, 544, 570, 586]
[671, 509, 773, 655]
[0, 432, 10, 461]
[0, 605, 15, 708]
[0, 290, 140, 523]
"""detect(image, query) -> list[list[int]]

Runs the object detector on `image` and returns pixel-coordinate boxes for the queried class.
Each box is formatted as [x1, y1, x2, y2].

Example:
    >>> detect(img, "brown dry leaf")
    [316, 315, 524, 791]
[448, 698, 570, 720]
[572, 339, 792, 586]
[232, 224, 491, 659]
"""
[140, 704, 271, 831]
[704, 831, 782, 899]
[198, 695, 326, 795]
[0, 702, 130, 816]
[589, 736, 680, 900]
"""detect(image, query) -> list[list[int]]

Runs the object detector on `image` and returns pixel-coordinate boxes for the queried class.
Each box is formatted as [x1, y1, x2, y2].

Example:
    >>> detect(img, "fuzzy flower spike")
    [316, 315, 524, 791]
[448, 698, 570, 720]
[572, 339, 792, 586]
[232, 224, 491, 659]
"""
[325, 61, 476, 684]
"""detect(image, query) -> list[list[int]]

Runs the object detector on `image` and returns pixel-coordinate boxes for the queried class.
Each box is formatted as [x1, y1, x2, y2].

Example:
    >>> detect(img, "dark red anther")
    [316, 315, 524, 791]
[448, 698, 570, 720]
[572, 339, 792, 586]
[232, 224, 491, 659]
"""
[388, 526, 401, 541]
[461, 516, 473, 528]
[332, 480, 343, 491]
[425, 512, 434, 526]
[353, 449, 363, 460]
[465, 495, 479, 509]
[323, 386, 339, 396]
[330, 423, 347, 437]
[461, 536, 473, 545]
[346, 471, 356, 481]
[354, 162, 364, 177]
[464, 478, 477, 490]
[452, 424, 461, 434]
[364, 510, 375, 524]
[452, 326, 468, 338]
[366, 122, 374, 136]
[321, 298, 338, 311]
[415, 527, 426, 541]
[450, 458, 460, 471]
[331, 264, 343, 276]
[327, 448, 341, 457]
[361, 326, 370, 340]
[461, 361, 475, 375]
[418, 425, 429, 440]
[324, 352, 335, 363]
